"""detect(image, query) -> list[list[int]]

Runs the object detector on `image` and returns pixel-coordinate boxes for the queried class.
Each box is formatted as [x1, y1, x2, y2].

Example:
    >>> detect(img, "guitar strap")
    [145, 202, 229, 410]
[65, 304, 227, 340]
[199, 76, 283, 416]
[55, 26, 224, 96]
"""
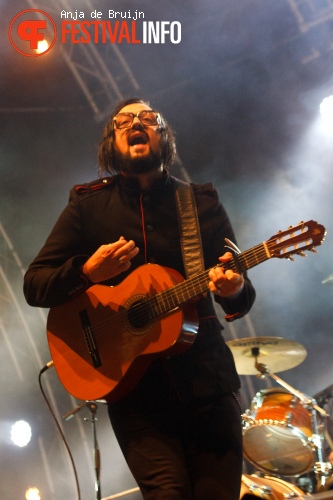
[174, 178, 204, 278]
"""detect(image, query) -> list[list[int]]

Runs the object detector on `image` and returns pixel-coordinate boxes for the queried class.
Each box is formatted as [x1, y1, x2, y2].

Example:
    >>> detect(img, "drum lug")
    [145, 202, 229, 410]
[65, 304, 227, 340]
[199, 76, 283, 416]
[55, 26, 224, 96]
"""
[310, 433, 323, 448]
[285, 411, 293, 425]
[314, 461, 333, 489]
[314, 461, 333, 475]
[242, 410, 255, 428]
[249, 483, 272, 498]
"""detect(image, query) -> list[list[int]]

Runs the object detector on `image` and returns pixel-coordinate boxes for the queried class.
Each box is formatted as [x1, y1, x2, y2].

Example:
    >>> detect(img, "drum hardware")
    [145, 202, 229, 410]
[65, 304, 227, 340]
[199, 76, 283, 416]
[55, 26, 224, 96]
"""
[226, 337, 307, 376]
[285, 412, 293, 425]
[314, 462, 333, 491]
[256, 366, 332, 488]
[241, 387, 317, 477]
[314, 385, 333, 466]
[254, 358, 326, 418]
[240, 474, 306, 499]
[243, 479, 273, 500]
[226, 336, 329, 421]
[310, 406, 325, 465]
[227, 337, 330, 479]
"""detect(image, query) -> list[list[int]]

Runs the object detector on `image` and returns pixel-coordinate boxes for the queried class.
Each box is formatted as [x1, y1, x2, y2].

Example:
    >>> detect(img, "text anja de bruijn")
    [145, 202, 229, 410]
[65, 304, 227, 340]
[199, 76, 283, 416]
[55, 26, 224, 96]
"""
[60, 11, 181, 44]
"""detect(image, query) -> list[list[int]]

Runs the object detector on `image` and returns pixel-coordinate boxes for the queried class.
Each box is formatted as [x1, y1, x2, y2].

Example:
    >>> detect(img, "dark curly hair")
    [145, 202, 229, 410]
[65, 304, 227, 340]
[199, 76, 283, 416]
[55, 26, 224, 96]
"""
[98, 98, 176, 175]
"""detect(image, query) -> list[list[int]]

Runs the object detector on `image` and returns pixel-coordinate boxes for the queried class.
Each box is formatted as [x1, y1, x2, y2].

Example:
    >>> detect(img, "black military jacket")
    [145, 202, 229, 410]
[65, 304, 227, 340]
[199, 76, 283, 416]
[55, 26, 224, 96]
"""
[24, 173, 255, 404]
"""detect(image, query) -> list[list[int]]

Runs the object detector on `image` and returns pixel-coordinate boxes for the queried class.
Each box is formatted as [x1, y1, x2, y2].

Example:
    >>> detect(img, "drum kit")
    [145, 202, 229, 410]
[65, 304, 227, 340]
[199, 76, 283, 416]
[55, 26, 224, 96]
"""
[227, 336, 333, 499]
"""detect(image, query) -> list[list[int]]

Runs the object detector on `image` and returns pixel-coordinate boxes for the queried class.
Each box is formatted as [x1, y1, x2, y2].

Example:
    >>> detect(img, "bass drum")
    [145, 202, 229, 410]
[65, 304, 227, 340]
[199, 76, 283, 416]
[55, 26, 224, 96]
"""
[243, 388, 315, 476]
[240, 474, 305, 499]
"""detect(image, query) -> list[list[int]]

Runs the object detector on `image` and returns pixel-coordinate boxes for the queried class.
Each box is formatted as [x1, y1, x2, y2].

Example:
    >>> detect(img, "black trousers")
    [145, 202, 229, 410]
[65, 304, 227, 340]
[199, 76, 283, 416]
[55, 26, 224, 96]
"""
[108, 393, 243, 500]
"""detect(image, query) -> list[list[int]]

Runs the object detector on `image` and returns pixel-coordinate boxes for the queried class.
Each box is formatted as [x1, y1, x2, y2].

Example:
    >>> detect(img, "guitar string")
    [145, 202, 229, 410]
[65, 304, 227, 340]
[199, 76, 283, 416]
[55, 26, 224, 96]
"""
[86, 233, 315, 341]
[86, 242, 269, 340]
[117, 230, 315, 327]
[91, 242, 281, 340]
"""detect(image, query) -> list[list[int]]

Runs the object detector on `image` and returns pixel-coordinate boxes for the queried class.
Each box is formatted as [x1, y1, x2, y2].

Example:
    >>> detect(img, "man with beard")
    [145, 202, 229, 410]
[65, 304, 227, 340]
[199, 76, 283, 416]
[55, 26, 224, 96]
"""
[24, 98, 256, 499]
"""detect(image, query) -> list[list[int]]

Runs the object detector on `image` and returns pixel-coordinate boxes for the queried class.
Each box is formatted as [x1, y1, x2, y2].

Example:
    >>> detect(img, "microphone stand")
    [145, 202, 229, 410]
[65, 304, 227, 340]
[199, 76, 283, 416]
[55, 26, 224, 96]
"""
[64, 401, 101, 500]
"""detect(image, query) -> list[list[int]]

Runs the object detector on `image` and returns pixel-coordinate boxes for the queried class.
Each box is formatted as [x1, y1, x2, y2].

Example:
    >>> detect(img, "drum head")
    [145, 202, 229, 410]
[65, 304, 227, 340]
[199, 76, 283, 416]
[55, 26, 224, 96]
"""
[243, 387, 314, 476]
[243, 424, 314, 476]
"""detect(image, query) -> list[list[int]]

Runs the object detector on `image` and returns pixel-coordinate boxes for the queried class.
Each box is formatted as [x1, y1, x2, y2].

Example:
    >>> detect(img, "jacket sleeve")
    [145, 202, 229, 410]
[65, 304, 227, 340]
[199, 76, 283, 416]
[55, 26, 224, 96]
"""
[23, 188, 92, 308]
[193, 182, 256, 321]
[215, 277, 256, 321]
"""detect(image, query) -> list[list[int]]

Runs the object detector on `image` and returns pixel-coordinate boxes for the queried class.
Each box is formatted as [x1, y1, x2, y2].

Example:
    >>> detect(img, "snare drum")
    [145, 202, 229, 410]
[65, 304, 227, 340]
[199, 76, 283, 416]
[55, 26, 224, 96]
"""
[240, 474, 305, 499]
[243, 388, 314, 476]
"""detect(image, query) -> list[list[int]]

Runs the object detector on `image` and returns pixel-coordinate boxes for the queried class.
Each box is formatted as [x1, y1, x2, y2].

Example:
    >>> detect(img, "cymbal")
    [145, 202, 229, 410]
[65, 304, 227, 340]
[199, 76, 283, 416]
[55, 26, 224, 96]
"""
[226, 336, 307, 375]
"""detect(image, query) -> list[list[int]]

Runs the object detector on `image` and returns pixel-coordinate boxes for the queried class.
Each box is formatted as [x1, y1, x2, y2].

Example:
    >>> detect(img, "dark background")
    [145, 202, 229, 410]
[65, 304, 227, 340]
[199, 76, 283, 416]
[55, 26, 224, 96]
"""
[1, 0, 332, 499]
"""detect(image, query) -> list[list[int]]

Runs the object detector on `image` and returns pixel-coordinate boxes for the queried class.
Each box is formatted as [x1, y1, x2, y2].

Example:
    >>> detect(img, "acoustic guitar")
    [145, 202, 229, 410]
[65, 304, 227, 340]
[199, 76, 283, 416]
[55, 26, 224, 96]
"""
[47, 220, 326, 402]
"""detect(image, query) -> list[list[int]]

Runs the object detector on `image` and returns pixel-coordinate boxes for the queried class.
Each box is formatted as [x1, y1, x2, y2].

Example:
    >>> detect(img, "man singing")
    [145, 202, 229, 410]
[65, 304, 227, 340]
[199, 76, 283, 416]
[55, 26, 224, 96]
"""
[24, 98, 255, 499]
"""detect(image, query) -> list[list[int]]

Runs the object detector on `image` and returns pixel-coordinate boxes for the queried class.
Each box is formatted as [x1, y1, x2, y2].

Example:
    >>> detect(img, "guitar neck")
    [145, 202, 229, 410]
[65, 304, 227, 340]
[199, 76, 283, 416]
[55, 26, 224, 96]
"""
[150, 241, 269, 318]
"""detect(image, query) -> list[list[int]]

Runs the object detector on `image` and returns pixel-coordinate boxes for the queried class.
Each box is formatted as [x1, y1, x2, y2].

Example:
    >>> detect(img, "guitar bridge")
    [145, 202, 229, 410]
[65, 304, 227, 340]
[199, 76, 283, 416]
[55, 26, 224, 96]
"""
[79, 309, 102, 368]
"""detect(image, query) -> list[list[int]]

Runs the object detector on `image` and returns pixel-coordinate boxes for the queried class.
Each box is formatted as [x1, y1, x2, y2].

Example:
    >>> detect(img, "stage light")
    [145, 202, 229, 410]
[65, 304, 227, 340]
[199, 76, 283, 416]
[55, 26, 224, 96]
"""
[25, 487, 41, 500]
[36, 39, 49, 54]
[10, 420, 32, 447]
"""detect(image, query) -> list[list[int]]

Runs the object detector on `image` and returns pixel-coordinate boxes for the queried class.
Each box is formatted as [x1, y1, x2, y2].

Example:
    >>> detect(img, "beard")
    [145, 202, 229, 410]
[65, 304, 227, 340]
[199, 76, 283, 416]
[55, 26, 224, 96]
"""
[112, 147, 162, 175]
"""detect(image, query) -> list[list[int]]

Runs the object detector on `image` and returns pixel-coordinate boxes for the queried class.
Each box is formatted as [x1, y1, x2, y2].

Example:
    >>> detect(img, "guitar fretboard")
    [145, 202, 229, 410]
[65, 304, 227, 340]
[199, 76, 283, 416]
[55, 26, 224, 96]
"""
[148, 241, 269, 319]
[116, 220, 325, 325]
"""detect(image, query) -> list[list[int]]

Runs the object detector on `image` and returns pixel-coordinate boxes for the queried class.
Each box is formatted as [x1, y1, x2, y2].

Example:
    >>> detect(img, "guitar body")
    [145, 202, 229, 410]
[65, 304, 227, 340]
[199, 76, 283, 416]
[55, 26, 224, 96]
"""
[46, 220, 326, 402]
[47, 264, 198, 402]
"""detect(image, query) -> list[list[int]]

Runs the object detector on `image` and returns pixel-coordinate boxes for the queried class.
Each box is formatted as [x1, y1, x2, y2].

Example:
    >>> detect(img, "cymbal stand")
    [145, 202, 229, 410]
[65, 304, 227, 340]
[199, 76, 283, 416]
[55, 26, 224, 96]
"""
[64, 401, 101, 500]
[253, 354, 331, 490]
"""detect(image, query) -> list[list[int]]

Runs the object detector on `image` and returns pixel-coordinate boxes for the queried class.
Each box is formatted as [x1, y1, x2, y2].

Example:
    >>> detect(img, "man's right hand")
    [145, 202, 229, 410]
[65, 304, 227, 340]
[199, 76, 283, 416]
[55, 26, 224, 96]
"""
[82, 236, 139, 283]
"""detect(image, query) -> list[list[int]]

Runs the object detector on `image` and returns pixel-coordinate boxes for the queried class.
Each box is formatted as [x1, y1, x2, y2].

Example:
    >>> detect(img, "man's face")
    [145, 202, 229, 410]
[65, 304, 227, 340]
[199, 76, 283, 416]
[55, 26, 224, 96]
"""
[113, 102, 162, 166]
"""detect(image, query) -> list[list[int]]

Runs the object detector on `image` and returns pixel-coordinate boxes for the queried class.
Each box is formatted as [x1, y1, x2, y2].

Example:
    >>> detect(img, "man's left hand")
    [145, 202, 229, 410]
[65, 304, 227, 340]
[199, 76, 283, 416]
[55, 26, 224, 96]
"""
[208, 252, 244, 297]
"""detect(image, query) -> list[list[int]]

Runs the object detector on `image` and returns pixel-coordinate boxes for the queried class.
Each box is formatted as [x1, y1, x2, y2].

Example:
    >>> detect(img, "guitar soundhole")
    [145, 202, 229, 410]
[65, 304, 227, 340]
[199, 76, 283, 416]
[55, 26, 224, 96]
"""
[127, 299, 151, 331]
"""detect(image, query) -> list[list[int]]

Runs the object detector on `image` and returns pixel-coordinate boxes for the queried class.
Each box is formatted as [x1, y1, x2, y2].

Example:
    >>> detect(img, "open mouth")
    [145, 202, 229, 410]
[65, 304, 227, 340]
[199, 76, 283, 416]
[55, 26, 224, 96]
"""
[128, 132, 148, 146]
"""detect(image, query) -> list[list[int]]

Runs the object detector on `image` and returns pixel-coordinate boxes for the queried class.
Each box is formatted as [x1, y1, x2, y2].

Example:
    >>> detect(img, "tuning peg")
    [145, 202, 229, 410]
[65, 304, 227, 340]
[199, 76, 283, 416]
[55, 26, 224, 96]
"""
[287, 256, 295, 261]
[297, 251, 307, 257]
[309, 248, 318, 253]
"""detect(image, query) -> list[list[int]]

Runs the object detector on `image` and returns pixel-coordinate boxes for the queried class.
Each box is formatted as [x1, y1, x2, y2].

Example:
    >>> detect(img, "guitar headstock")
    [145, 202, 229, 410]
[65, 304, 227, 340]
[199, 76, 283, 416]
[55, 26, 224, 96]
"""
[267, 220, 326, 260]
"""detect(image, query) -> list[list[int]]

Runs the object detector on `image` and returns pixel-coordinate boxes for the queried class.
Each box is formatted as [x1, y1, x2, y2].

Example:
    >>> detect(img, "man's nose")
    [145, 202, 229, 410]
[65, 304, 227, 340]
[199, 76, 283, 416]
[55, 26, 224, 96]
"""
[132, 117, 144, 128]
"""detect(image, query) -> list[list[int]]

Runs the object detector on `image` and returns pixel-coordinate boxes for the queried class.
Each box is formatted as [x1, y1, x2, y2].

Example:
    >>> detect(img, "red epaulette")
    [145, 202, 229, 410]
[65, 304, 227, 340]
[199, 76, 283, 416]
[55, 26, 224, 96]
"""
[75, 177, 115, 194]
